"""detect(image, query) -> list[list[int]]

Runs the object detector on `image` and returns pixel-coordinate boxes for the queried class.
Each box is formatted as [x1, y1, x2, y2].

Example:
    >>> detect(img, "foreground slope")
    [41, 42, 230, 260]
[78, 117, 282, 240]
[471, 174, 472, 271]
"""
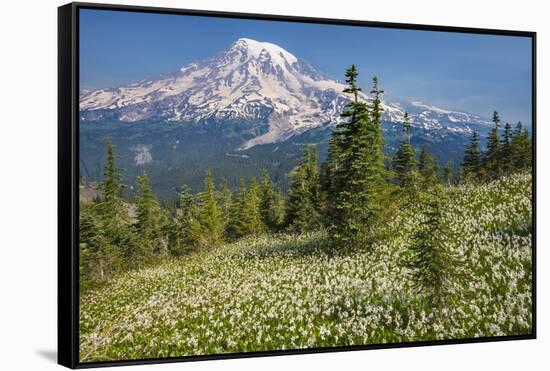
[80, 173, 532, 362]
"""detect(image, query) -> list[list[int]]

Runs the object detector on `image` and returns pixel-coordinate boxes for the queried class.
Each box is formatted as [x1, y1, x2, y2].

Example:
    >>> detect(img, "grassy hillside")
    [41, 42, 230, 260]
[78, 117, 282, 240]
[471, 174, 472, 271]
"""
[79, 172, 532, 362]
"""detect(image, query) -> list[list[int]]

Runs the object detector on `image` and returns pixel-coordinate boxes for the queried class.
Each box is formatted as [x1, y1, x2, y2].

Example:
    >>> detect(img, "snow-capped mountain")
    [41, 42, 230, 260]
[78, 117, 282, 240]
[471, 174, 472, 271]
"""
[80, 38, 491, 149]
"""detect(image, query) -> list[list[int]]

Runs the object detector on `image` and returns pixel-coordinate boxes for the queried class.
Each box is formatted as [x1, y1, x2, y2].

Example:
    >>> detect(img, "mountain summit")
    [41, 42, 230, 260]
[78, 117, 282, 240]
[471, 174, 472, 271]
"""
[80, 38, 491, 148]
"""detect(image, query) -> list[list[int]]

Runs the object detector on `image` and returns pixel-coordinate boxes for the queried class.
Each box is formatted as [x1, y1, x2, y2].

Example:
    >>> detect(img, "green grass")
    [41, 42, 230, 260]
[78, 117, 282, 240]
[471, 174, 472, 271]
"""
[79, 172, 532, 362]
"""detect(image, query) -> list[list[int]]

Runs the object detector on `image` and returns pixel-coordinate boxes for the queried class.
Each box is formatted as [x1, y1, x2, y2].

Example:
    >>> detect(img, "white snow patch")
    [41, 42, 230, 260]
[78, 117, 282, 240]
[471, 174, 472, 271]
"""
[131, 144, 153, 165]
[411, 101, 453, 114]
[236, 38, 298, 65]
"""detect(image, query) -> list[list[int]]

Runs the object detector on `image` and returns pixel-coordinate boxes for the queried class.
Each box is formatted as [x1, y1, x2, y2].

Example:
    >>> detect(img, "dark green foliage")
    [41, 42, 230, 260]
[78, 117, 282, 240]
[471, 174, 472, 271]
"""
[79, 204, 116, 284]
[461, 115, 531, 184]
[83, 139, 138, 280]
[498, 122, 513, 176]
[96, 138, 130, 227]
[227, 177, 265, 239]
[418, 148, 440, 186]
[136, 172, 170, 263]
[169, 184, 196, 255]
[217, 177, 233, 233]
[461, 131, 482, 182]
[79, 141, 132, 285]
[286, 145, 322, 232]
[406, 186, 461, 315]
[392, 112, 417, 187]
[323, 68, 387, 245]
[191, 170, 225, 247]
[510, 122, 532, 169]
[443, 161, 454, 186]
[483, 111, 502, 179]
[227, 179, 248, 239]
[243, 177, 266, 235]
[402, 112, 412, 143]
[367, 76, 388, 188]
[259, 170, 285, 231]
[342, 64, 362, 101]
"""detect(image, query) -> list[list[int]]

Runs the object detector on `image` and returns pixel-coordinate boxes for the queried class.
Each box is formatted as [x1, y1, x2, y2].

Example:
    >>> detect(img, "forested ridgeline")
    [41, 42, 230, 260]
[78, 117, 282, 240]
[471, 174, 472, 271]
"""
[79, 65, 532, 290]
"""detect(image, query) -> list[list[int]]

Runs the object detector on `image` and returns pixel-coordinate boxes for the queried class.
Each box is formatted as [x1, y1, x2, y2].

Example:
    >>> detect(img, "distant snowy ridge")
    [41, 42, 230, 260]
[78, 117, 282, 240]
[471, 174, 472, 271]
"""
[80, 38, 492, 148]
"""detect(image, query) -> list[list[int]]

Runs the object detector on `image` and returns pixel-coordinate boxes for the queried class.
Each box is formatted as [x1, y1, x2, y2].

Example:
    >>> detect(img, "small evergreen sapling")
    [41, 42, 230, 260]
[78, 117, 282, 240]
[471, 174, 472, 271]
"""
[461, 131, 482, 182]
[406, 185, 461, 332]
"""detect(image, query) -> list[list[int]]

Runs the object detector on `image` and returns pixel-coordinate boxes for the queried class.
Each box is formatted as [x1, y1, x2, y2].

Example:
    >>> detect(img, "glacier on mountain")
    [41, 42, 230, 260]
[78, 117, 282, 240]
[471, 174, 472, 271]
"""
[80, 38, 492, 148]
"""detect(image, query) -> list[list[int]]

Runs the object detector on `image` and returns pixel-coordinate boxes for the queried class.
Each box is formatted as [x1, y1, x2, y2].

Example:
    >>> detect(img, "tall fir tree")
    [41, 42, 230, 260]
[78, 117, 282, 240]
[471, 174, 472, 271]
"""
[217, 177, 233, 232]
[406, 185, 461, 325]
[259, 169, 285, 231]
[286, 145, 322, 232]
[245, 177, 266, 234]
[462, 131, 482, 182]
[510, 122, 532, 170]
[95, 138, 136, 266]
[79, 204, 114, 283]
[193, 170, 224, 247]
[324, 67, 386, 245]
[136, 172, 169, 262]
[170, 184, 195, 255]
[443, 161, 453, 186]
[368, 76, 388, 187]
[307, 145, 323, 213]
[227, 178, 248, 239]
[97, 138, 129, 227]
[403, 112, 412, 143]
[418, 148, 440, 186]
[227, 177, 265, 239]
[484, 110, 502, 179]
[500, 122, 513, 175]
[392, 112, 417, 187]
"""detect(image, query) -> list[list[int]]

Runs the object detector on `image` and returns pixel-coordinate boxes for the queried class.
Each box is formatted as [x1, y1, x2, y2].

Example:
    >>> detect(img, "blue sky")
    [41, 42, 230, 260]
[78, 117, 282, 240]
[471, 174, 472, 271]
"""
[80, 9, 532, 125]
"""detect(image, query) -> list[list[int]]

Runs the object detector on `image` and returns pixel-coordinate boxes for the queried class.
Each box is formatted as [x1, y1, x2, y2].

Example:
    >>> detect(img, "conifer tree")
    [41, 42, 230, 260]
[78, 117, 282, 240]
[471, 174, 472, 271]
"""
[307, 145, 323, 213]
[418, 148, 440, 186]
[406, 185, 461, 324]
[462, 131, 482, 182]
[501, 122, 513, 175]
[368, 76, 388, 187]
[97, 138, 129, 227]
[443, 161, 453, 186]
[519, 128, 533, 169]
[324, 67, 386, 245]
[170, 184, 195, 255]
[218, 177, 233, 232]
[79, 204, 114, 282]
[392, 112, 417, 187]
[193, 170, 224, 247]
[286, 145, 322, 232]
[227, 177, 266, 239]
[274, 186, 286, 227]
[227, 178, 248, 239]
[321, 133, 342, 220]
[403, 112, 412, 144]
[259, 169, 284, 231]
[94, 138, 136, 267]
[510, 122, 532, 169]
[136, 172, 169, 262]
[484, 111, 502, 179]
[243, 176, 265, 234]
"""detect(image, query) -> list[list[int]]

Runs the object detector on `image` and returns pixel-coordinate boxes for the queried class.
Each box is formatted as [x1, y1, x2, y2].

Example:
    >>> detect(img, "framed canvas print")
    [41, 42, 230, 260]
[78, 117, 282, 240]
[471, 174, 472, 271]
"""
[58, 2, 536, 368]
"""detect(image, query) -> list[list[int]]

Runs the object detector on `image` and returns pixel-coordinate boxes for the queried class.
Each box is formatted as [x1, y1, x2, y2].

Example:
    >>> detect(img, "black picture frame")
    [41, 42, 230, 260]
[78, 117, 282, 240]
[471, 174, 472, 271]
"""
[58, 2, 537, 369]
